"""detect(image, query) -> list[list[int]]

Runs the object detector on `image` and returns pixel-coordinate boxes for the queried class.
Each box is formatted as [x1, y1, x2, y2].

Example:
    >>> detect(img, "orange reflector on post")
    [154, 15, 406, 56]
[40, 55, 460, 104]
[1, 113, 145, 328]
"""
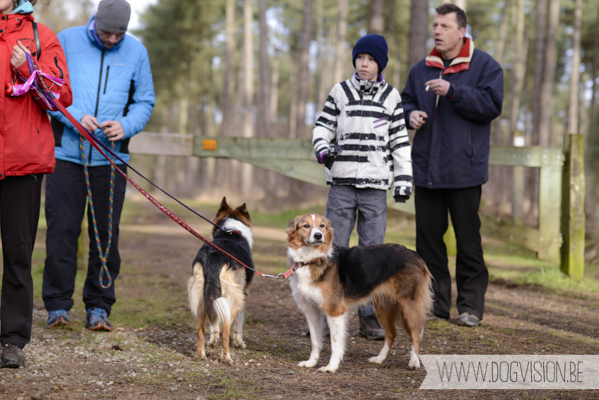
[202, 140, 217, 150]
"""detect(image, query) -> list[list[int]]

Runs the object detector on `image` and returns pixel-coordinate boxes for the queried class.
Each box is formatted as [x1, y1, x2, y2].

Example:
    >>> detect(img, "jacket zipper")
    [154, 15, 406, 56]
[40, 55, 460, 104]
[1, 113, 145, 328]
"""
[103, 66, 110, 95]
[90, 50, 106, 161]
[434, 70, 444, 110]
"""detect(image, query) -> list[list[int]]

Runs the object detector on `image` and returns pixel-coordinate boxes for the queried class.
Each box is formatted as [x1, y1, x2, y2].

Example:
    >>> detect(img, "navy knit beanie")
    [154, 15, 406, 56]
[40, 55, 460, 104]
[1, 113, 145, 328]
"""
[352, 34, 388, 73]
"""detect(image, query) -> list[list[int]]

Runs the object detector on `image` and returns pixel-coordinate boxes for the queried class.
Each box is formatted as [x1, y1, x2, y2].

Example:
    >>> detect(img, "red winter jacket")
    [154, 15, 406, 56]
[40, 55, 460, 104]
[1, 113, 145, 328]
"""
[0, 14, 72, 179]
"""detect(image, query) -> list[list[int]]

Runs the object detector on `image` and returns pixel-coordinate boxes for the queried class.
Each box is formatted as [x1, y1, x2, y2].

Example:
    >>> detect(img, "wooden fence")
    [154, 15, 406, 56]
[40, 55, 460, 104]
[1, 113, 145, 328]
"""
[129, 133, 584, 278]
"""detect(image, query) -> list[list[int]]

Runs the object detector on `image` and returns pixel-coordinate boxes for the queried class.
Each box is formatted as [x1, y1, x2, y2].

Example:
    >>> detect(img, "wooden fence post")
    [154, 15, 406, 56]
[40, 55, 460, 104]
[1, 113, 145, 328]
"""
[560, 134, 585, 280]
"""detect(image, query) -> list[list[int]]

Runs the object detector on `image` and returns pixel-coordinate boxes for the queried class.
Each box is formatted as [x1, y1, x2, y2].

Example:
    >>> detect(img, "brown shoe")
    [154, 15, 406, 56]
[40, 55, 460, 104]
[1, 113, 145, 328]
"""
[1, 343, 25, 368]
[359, 314, 385, 341]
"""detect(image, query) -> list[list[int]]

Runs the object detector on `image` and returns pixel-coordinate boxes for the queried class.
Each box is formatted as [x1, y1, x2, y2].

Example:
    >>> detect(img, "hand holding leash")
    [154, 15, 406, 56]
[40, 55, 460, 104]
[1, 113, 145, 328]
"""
[318, 144, 343, 169]
[11, 41, 30, 69]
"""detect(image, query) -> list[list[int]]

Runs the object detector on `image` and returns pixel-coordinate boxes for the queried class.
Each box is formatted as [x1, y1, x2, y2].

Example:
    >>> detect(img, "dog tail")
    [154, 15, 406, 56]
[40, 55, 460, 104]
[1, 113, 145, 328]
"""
[213, 297, 231, 327]
[203, 267, 222, 324]
[187, 262, 205, 320]
[419, 260, 434, 320]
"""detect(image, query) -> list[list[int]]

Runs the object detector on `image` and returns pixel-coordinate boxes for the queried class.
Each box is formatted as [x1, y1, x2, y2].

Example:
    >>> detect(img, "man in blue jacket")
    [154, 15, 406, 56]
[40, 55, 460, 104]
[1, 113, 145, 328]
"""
[401, 4, 503, 327]
[43, 0, 155, 331]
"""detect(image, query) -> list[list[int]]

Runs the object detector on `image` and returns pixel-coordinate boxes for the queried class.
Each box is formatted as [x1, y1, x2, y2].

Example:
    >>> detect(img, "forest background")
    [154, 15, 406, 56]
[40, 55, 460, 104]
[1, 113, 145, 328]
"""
[32, 0, 599, 263]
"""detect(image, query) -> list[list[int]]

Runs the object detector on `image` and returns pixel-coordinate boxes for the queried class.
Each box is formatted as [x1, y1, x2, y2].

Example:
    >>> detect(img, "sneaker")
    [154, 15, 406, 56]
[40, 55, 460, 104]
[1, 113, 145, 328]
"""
[1, 343, 25, 368]
[358, 314, 385, 341]
[86, 308, 112, 332]
[456, 312, 482, 327]
[47, 309, 70, 328]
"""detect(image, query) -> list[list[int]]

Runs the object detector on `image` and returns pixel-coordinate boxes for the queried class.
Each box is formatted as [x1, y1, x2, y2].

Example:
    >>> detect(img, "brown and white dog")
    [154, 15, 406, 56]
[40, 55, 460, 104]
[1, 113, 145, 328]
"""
[187, 198, 254, 364]
[286, 213, 433, 373]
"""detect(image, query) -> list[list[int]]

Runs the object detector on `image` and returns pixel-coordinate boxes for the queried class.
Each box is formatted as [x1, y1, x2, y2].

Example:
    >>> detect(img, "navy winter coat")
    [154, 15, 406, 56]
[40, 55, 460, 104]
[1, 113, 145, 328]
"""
[401, 38, 503, 189]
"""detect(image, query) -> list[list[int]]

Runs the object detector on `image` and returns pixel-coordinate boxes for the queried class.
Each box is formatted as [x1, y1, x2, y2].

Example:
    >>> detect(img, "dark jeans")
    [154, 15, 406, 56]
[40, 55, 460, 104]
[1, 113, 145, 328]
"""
[415, 185, 488, 320]
[325, 185, 387, 316]
[43, 160, 127, 316]
[0, 175, 43, 349]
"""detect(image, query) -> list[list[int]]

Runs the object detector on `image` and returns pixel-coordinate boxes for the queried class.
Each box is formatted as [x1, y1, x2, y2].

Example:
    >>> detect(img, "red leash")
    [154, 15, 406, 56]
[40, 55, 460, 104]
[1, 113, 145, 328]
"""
[51, 100, 285, 278]
[14, 51, 298, 281]
[46, 86, 299, 280]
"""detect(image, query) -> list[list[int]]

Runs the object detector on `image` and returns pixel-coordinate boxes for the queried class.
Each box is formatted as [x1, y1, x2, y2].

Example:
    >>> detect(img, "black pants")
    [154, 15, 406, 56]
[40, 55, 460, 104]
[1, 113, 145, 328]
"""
[0, 175, 43, 349]
[415, 185, 488, 320]
[43, 160, 127, 316]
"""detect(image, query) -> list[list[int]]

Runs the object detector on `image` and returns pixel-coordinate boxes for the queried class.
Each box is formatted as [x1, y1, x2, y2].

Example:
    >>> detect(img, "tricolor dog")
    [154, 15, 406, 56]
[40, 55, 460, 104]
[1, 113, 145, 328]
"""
[187, 198, 254, 364]
[286, 213, 433, 373]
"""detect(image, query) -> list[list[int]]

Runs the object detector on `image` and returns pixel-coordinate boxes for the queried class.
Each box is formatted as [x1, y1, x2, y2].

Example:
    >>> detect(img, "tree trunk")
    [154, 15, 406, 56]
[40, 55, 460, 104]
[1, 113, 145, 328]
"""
[257, 0, 271, 139]
[508, 0, 527, 142]
[567, 0, 582, 135]
[242, 0, 255, 198]
[369, 0, 384, 34]
[270, 57, 280, 133]
[509, 0, 528, 226]
[333, 0, 348, 85]
[494, 0, 510, 67]
[313, 0, 325, 114]
[295, 0, 313, 139]
[289, 53, 298, 138]
[491, 0, 510, 143]
[388, 0, 401, 89]
[538, 0, 560, 147]
[590, 11, 599, 139]
[220, 0, 236, 137]
[531, 0, 547, 144]
[408, 0, 428, 69]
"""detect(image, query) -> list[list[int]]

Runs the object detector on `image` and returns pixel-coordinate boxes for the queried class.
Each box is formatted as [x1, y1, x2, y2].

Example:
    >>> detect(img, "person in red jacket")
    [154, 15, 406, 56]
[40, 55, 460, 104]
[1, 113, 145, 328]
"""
[0, 0, 72, 368]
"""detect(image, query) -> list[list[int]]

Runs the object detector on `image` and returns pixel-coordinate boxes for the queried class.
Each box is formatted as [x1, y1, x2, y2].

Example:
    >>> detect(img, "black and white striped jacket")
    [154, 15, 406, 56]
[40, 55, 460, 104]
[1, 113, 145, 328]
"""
[313, 74, 412, 196]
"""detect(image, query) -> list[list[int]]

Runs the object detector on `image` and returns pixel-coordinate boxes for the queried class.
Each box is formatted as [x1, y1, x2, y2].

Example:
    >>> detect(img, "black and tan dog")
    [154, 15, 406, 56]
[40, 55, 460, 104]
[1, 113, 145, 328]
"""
[286, 213, 433, 373]
[187, 198, 254, 364]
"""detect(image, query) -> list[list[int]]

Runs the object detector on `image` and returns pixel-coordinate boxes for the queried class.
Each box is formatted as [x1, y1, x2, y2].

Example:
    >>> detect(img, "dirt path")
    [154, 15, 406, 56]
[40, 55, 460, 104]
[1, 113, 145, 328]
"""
[1, 198, 598, 399]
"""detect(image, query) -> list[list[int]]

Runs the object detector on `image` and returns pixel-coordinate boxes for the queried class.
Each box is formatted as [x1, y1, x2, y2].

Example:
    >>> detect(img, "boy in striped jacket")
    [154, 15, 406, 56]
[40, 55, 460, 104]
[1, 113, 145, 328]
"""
[312, 34, 412, 340]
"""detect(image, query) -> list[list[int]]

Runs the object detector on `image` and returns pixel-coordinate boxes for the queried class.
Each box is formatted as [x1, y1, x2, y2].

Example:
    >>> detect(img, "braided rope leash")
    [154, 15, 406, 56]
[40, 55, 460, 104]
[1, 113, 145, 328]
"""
[80, 136, 116, 289]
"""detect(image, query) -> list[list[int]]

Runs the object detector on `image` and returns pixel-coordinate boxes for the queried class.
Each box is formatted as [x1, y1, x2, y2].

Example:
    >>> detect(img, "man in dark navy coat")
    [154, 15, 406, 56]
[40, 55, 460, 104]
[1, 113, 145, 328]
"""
[401, 3, 503, 327]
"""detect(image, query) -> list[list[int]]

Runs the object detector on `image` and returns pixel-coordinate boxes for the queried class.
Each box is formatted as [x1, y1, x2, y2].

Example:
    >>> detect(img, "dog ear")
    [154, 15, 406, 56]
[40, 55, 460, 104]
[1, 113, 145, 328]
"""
[286, 216, 299, 235]
[236, 203, 251, 220]
[217, 197, 231, 214]
[324, 215, 334, 241]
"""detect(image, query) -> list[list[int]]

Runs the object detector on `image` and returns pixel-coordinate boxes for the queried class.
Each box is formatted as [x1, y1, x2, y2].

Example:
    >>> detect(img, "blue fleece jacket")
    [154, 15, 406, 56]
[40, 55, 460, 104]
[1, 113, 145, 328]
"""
[401, 39, 503, 189]
[49, 16, 155, 166]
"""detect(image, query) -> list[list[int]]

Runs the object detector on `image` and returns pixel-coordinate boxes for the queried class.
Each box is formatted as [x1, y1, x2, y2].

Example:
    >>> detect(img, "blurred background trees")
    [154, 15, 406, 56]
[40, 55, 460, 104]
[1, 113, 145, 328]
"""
[35, 0, 599, 260]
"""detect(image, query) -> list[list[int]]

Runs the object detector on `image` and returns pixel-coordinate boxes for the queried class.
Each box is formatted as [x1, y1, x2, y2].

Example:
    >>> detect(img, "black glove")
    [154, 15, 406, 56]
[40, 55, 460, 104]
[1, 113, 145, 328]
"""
[323, 145, 343, 169]
[393, 186, 411, 203]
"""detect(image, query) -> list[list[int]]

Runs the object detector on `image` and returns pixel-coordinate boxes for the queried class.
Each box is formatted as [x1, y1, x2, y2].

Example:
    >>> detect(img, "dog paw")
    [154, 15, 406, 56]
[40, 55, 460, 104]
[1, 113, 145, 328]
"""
[407, 358, 421, 369]
[317, 365, 337, 373]
[195, 351, 207, 360]
[222, 355, 233, 365]
[298, 360, 317, 368]
[233, 340, 246, 349]
[368, 356, 385, 364]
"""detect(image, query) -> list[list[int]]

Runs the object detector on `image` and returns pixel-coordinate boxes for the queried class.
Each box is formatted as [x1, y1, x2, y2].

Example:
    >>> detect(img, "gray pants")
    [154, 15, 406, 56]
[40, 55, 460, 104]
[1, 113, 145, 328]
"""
[325, 185, 387, 316]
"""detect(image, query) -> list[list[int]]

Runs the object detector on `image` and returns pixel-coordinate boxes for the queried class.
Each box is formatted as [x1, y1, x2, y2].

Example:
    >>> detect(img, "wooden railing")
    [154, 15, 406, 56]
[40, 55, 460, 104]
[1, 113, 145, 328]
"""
[129, 133, 584, 276]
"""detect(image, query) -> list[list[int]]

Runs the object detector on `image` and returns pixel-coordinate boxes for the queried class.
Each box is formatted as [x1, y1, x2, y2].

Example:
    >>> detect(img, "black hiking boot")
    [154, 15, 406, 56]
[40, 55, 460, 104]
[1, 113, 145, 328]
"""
[1, 343, 25, 368]
[358, 314, 385, 341]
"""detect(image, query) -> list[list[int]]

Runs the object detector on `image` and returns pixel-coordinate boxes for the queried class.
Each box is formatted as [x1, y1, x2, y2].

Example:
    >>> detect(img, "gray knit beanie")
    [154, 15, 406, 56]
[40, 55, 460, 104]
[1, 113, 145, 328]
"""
[95, 0, 131, 33]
